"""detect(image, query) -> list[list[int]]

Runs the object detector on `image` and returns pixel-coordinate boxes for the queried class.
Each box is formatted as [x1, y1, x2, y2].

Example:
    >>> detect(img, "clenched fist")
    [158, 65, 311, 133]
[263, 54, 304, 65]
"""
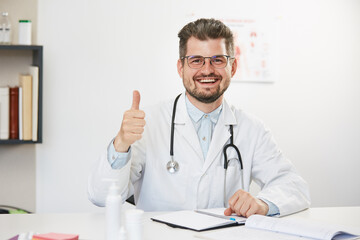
[113, 90, 146, 152]
[224, 189, 269, 218]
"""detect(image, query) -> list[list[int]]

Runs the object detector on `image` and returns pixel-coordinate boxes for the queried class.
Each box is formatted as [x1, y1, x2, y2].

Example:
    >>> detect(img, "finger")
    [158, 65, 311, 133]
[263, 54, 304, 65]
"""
[239, 198, 251, 217]
[131, 90, 141, 110]
[128, 110, 146, 119]
[228, 192, 240, 208]
[233, 197, 247, 216]
[224, 208, 234, 216]
[124, 110, 146, 122]
[122, 124, 145, 136]
[245, 204, 259, 217]
[123, 117, 146, 127]
[228, 189, 248, 210]
[130, 126, 145, 134]
[231, 190, 251, 216]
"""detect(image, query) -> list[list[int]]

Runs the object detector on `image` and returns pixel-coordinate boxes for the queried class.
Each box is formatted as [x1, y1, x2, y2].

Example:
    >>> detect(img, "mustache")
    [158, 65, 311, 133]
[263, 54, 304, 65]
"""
[193, 74, 222, 80]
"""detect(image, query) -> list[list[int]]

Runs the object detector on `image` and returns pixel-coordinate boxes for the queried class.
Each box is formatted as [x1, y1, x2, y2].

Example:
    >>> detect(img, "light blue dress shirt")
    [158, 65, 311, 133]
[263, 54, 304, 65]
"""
[107, 95, 279, 215]
[185, 96, 222, 159]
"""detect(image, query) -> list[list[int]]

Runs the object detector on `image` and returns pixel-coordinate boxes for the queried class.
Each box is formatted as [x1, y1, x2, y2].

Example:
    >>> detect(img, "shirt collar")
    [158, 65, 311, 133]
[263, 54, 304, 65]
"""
[185, 94, 223, 124]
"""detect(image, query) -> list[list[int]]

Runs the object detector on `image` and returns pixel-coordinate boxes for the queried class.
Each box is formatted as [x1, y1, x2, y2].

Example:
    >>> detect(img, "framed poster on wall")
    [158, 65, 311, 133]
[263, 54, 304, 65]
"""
[222, 18, 279, 83]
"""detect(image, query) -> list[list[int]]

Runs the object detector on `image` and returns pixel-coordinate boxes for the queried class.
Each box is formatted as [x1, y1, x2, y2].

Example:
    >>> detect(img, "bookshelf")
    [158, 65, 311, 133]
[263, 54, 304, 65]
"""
[0, 45, 43, 144]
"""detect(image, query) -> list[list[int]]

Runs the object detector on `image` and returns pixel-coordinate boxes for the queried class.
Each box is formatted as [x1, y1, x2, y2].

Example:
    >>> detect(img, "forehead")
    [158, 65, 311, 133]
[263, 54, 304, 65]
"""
[186, 37, 227, 56]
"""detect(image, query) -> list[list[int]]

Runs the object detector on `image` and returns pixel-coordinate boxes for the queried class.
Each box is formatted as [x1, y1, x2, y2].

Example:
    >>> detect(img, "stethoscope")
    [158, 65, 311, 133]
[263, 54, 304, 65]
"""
[166, 94, 244, 205]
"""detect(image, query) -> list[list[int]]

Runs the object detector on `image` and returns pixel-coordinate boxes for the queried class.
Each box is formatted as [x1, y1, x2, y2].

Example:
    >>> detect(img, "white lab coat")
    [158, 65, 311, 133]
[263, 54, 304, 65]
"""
[88, 94, 310, 216]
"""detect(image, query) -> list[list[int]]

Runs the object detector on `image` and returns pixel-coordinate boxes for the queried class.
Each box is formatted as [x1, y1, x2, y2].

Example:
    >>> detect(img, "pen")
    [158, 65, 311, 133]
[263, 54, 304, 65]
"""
[195, 210, 244, 222]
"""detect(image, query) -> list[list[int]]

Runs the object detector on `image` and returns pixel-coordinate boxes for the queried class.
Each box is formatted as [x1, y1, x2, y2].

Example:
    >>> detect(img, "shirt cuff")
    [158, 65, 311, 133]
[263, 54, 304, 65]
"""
[107, 138, 131, 169]
[260, 198, 280, 216]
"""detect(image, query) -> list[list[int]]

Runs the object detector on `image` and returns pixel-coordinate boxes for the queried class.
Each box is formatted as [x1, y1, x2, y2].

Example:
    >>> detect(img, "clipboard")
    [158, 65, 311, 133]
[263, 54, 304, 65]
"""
[151, 209, 246, 232]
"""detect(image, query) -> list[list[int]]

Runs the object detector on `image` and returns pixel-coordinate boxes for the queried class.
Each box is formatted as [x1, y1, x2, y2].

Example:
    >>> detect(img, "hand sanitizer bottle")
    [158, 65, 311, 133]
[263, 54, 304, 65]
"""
[0, 12, 12, 44]
[18, 20, 32, 45]
[118, 226, 127, 240]
[105, 179, 122, 240]
[125, 209, 144, 240]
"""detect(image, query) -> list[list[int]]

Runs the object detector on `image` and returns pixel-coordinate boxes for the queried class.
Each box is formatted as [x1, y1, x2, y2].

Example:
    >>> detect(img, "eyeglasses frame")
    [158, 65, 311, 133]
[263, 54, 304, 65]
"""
[181, 55, 235, 69]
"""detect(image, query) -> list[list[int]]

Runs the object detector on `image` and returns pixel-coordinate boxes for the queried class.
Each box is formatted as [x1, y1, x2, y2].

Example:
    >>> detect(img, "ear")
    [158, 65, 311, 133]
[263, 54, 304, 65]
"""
[231, 58, 238, 77]
[177, 59, 184, 78]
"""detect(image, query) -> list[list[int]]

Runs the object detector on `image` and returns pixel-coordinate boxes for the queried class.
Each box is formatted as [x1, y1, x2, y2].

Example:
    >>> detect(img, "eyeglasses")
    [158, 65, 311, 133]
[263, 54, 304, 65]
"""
[181, 55, 234, 69]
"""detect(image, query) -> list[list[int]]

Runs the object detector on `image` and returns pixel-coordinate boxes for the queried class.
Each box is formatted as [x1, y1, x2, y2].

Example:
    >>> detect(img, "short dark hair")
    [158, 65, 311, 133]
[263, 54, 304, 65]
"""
[178, 18, 234, 59]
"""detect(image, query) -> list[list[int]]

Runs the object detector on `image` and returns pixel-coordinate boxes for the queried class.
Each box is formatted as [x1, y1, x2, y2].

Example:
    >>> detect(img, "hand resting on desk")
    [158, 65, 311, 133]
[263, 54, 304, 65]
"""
[224, 189, 269, 218]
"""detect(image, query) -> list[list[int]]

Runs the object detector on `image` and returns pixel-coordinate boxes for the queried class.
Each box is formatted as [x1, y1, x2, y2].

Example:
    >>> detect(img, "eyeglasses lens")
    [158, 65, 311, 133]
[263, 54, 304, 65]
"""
[187, 56, 228, 69]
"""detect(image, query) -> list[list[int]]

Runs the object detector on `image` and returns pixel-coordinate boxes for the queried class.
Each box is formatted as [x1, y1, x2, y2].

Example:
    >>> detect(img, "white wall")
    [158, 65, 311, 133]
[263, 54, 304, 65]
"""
[36, 0, 360, 213]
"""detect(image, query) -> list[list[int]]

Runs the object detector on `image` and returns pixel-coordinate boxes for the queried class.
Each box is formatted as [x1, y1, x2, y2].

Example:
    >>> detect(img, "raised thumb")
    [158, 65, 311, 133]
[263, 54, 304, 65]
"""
[131, 90, 141, 110]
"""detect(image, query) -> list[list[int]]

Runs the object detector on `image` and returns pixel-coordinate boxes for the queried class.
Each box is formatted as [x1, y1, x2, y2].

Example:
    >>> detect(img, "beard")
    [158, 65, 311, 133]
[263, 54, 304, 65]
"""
[184, 74, 229, 104]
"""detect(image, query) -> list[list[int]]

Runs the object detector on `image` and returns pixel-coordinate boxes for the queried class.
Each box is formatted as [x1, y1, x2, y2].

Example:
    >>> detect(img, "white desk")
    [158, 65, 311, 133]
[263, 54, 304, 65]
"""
[1, 207, 359, 240]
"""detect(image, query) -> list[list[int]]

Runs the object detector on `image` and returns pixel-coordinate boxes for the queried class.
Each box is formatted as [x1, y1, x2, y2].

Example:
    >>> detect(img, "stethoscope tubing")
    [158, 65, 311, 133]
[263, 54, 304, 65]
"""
[170, 94, 182, 157]
[223, 125, 244, 207]
[223, 126, 243, 170]
[167, 94, 182, 173]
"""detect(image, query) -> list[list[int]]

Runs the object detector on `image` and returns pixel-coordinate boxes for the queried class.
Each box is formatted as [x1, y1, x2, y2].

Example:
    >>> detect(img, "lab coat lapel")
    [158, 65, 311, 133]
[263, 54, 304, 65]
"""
[202, 100, 237, 172]
[174, 94, 204, 161]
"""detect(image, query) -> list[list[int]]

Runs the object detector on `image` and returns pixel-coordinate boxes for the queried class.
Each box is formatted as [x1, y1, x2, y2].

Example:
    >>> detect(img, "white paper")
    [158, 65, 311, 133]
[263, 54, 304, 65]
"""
[196, 226, 305, 240]
[196, 215, 360, 240]
[246, 215, 359, 240]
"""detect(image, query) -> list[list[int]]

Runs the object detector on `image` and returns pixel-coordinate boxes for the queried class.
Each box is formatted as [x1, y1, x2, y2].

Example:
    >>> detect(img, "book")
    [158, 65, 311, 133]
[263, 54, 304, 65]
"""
[19, 74, 32, 140]
[32, 232, 79, 240]
[9, 87, 19, 139]
[18, 87, 23, 140]
[151, 208, 246, 231]
[0, 87, 10, 140]
[29, 66, 39, 141]
[197, 214, 360, 240]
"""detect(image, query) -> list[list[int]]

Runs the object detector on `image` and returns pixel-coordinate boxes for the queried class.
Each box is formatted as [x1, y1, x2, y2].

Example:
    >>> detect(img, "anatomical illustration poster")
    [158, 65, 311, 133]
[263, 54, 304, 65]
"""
[223, 18, 279, 83]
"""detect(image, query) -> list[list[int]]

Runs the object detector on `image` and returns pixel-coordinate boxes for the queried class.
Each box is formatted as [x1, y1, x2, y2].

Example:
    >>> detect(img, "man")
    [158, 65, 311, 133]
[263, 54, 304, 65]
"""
[88, 18, 310, 217]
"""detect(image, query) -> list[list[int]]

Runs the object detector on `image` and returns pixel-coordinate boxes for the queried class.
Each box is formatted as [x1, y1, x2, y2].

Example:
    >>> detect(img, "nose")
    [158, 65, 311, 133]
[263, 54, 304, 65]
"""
[201, 58, 215, 74]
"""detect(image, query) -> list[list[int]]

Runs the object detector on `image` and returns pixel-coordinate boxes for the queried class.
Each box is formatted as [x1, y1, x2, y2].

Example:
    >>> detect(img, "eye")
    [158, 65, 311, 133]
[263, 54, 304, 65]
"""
[189, 57, 203, 65]
[212, 56, 226, 64]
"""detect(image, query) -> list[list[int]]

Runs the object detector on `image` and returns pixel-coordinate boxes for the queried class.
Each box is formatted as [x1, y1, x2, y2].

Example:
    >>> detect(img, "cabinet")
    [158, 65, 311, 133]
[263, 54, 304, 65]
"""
[0, 45, 43, 144]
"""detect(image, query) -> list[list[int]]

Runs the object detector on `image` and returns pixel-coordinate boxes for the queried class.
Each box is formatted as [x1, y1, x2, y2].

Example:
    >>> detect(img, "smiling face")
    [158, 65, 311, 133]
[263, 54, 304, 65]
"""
[177, 37, 237, 109]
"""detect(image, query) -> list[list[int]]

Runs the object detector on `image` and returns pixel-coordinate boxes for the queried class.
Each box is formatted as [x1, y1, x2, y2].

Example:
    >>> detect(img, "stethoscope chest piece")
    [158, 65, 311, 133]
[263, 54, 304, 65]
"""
[166, 157, 179, 174]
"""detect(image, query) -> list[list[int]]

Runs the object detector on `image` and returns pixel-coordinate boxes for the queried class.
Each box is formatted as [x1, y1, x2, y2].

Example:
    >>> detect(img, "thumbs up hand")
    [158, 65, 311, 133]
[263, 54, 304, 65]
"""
[114, 90, 146, 152]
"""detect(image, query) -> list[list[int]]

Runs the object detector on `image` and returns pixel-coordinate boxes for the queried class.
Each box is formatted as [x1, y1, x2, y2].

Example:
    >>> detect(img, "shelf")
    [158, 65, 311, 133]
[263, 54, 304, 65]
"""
[0, 45, 43, 144]
[0, 139, 39, 144]
[0, 45, 43, 50]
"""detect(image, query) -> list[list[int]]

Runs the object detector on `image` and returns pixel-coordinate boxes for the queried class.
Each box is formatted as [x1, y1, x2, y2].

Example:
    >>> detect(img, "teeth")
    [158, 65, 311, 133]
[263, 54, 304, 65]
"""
[199, 79, 216, 83]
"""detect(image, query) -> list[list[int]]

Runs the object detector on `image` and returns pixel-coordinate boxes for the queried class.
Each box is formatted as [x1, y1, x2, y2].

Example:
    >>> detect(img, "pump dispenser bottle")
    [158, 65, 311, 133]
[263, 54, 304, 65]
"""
[105, 180, 122, 240]
[0, 12, 12, 44]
